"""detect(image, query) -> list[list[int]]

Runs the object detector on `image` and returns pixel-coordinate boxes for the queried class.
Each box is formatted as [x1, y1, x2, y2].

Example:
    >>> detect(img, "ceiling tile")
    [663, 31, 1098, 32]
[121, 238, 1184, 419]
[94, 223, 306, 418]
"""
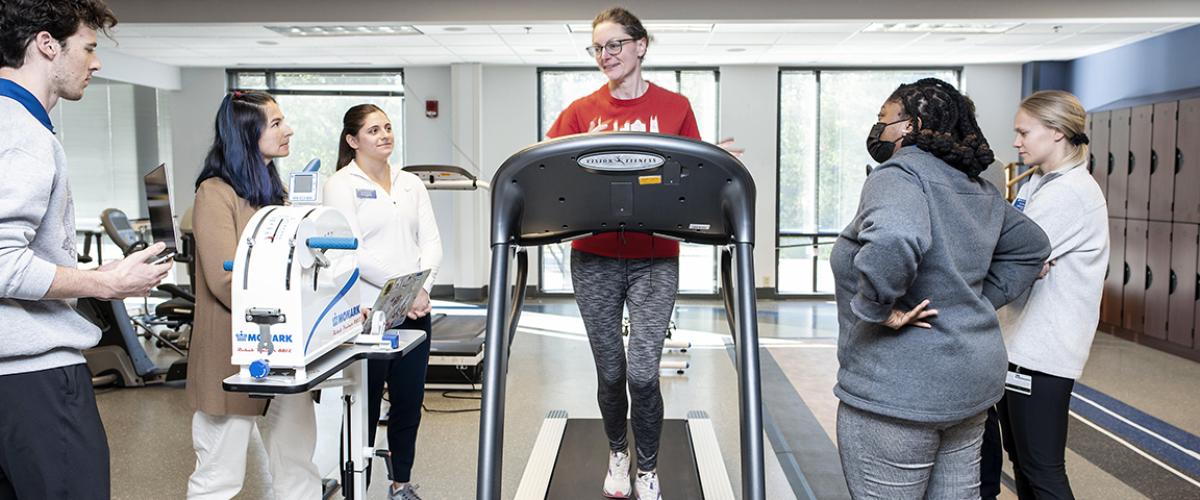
[412, 24, 494, 34]
[713, 22, 868, 33]
[840, 32, 926, 46]
[707, 32, 783, 45]
[649, 33, 713, 45]
[1005, 23, 1097, 35]
[491, 24, 569, 34]
[429, 34, 505, 46]
[775, 32, 855, 45]
[445, 45, 516, 56]
[500, 33, 573, 47]
[1083, 22, 1179, 34]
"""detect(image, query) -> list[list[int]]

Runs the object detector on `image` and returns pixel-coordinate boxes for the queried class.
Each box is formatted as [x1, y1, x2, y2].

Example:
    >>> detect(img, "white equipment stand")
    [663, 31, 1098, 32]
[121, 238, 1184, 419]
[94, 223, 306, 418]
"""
[223, 331, 425, 500]
[221, 166, 429, 499]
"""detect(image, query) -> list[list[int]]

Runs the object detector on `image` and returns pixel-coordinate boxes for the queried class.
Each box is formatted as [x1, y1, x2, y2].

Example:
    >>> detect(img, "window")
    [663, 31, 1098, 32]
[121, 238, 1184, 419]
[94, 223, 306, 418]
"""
[55, 81, 140, 226]
[777, 69, 960, 294]
[537, 68, 720, 294]
[228, 70, 404, 178]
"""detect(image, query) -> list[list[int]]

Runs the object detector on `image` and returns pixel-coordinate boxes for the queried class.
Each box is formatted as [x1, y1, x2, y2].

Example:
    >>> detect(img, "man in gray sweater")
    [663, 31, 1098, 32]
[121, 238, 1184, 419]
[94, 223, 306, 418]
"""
[0, 1, 171, 498]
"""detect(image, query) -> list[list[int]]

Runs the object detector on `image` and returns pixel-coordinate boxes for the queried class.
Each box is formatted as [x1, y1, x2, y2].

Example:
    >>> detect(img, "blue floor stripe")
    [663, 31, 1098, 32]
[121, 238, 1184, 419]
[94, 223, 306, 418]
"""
[1070, 383, 1200, 479]
[1073, 382, 1200, 453]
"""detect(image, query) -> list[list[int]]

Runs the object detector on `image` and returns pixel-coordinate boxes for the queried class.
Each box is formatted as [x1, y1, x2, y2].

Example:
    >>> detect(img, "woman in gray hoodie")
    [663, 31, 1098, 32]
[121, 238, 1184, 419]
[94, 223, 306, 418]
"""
[831, 78, 1050, 499]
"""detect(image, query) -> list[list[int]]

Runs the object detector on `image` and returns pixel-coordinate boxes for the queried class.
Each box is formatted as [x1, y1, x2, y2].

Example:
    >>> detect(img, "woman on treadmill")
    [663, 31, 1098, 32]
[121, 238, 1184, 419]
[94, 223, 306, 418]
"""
[545, 7, 737, 500]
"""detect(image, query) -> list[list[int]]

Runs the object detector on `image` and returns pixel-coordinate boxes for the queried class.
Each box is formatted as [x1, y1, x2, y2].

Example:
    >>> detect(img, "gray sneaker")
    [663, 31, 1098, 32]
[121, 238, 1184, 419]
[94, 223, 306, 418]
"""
[388, 483, 423, 500]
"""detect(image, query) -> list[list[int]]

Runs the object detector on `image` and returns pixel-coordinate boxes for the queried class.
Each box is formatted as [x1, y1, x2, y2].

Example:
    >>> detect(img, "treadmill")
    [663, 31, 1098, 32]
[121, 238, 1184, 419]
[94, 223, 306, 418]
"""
[403, 165, 507, 390]
[476, 133, 765, 499]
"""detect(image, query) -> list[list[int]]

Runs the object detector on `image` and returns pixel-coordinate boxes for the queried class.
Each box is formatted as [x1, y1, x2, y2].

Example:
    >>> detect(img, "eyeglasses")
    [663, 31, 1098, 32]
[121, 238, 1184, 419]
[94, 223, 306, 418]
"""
[586, 38, 636, 58]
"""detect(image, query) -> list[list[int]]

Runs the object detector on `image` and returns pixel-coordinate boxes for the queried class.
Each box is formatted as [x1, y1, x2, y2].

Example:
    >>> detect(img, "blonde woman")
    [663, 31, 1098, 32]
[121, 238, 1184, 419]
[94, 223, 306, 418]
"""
[981, 91, 1109, 500]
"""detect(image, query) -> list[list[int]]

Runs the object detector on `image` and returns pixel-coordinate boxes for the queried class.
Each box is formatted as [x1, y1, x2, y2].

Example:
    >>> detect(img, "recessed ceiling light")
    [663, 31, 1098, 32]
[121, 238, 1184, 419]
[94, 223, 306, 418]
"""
[443, 26, 468, 32]
[864, 22, 1021, 34]
[265, 25, 423, 37]
[535, 48, 553, 53]
[727, 47, 747, 52]
[945, 37, 967, 43]
[257, 40, 279, 46]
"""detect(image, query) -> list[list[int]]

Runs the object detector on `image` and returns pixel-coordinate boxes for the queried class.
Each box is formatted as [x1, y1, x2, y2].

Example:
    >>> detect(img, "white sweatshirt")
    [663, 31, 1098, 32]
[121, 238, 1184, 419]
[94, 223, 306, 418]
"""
[322, 161, 443, 307]
[998, 162, 1109, 379]
[0, 93, 101, 375]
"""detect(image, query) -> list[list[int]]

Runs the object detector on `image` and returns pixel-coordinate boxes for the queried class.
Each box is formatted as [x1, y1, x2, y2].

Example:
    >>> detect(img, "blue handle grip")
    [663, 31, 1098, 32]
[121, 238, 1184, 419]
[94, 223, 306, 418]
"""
[223, 260, 234, 272]
[306, 237, 358, 250]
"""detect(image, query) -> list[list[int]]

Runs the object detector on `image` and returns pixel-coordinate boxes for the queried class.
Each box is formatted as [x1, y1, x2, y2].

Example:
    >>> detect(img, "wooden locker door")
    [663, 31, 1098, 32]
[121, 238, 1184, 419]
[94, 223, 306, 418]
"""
[1091, 112, 1111, 200]
[1169, 223, 1197, 348]
[1102, 218, 1127, 326]
[1123, 220, 1148, 333]
[1108, 108, 1132, 217]
[1127, 105, 1153, 220]
[1143, 222, 1172, 339]
[1175, 98, 1200, 223]
[1149, 102, 1179, 221]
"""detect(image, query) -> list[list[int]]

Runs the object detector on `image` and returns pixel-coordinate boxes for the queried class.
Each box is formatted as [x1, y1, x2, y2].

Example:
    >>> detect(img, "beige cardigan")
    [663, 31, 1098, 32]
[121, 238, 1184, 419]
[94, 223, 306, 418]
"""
[185, 178, 268, 416]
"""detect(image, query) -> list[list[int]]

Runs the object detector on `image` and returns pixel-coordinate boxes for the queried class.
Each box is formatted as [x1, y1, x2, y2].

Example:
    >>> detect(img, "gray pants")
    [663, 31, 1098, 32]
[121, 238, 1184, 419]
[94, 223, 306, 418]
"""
[838, 402, 987, 500]
[571, 249, 679, 472]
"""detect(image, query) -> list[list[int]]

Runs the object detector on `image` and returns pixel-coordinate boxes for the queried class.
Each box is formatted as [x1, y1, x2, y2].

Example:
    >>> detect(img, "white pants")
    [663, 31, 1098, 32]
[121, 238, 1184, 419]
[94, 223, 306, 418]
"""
[187, 394, 321, 500]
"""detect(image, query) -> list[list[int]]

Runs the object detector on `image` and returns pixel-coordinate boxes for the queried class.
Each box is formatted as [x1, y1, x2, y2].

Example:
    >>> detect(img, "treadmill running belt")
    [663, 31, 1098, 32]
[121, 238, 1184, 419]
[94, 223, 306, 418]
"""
[546, 419, 703, 499]
[429, 315, 486, 341]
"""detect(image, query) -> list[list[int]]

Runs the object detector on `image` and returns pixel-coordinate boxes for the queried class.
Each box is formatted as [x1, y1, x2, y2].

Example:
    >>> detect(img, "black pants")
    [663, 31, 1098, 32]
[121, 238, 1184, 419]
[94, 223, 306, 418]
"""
[981, 363, 1076, 500]
[0, 363, 110, 500]
[366, 314, 431, 484]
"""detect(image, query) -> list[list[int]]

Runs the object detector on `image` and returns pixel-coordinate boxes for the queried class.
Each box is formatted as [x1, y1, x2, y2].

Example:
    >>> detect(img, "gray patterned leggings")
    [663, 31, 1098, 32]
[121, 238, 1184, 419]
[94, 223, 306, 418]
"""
[571, 249, 679, 472]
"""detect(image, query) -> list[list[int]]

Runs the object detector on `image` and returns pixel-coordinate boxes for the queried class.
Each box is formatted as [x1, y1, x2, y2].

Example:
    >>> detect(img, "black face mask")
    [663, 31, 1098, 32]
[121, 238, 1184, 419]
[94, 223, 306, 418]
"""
[866, 118, 909, 164]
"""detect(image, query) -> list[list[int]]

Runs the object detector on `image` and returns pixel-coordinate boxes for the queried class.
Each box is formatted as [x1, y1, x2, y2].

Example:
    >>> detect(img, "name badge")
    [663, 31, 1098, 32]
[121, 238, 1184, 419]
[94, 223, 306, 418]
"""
[1014, 198, 1027, 212]
[1005, 370, 1032, 396]
[356, 189, 377, 199]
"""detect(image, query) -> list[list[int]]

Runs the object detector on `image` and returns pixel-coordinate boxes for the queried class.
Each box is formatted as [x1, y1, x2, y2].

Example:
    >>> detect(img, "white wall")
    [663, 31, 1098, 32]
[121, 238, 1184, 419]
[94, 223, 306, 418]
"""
[401, 66, 458, 288]
[95, 48, 181, 90]
[963, 63, 1024, 189]
[481, 66, 539, 288]
[165, 68, 226, 216]
[719, 66, 780, 289]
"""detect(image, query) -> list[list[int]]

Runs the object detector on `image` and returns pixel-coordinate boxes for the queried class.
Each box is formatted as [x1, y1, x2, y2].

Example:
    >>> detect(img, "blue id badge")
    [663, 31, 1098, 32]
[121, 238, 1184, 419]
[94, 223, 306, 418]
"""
[356, 188, 377, 199]
[1014, 198, 1027, 212]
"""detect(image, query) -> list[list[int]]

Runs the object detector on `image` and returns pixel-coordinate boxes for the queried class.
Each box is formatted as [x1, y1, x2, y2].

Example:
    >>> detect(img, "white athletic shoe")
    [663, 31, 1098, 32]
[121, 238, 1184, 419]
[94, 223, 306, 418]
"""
[635, 470, 662, 500]
[603, 450, 632, 498]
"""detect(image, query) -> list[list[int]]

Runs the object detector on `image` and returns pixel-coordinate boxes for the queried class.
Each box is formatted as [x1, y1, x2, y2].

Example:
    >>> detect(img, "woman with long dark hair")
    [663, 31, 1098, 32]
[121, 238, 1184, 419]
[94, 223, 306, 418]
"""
[323, 104, 441, 500]
[186, 91, 321, 500]
[831, 78, 1051, 499]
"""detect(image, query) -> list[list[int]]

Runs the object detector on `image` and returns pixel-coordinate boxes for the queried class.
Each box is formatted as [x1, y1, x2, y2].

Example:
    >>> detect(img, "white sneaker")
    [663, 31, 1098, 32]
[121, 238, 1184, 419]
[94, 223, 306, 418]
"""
[635, 470, 662, 500]
[603, 450, 632, 498]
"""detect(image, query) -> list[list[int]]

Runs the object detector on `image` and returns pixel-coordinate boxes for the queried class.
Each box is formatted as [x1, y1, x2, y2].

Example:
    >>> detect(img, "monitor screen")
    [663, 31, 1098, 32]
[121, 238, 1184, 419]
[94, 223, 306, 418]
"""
[143, 164, 178, 252]
[293, 173, 314, 193]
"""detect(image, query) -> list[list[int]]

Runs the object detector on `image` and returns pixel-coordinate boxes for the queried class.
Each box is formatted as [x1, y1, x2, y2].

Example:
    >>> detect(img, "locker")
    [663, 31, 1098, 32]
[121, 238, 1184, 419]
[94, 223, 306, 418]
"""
[1108, 108, 1132, 217]
[1177, 99, 1200, 223]
[1143, 222, 1172, 339]
[1168, 223, 1197, 349]
[1149, 102, 1179, 221]
[1126, 105, 1153, 219]
[1102, 218, 1127, 326]
[1122, 220, 1148, 333]
[1090, 112, 1111, 199]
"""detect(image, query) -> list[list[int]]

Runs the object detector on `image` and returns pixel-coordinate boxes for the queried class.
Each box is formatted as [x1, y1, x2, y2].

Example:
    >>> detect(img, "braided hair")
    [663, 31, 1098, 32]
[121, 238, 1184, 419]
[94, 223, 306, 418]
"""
[888, 78, 995, 177]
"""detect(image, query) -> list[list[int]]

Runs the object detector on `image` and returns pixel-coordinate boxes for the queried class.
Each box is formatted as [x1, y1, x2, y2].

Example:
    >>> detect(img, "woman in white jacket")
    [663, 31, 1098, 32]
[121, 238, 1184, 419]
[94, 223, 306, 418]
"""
[322, 104, 442, 500]
[980, 91, 1109, 500]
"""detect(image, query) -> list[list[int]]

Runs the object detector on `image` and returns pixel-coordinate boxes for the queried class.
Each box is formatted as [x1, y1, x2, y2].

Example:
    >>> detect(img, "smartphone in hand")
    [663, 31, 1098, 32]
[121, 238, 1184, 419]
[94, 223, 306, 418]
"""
[148, 251, 176, 266]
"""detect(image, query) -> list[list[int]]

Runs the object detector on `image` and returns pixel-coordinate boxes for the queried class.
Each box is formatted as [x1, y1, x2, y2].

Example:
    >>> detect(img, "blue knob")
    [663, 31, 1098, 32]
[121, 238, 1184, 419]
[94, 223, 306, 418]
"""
[249, 359, 270, 379]
[223, 260, 234, 272]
